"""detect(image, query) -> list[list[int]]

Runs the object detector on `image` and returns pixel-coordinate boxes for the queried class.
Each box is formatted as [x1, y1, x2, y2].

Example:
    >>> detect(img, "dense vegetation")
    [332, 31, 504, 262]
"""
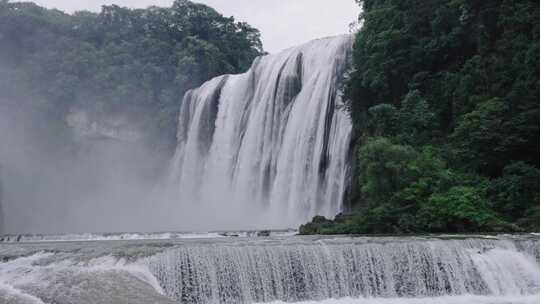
[0, 0, 262, 150]
[301, 0, 540, 234]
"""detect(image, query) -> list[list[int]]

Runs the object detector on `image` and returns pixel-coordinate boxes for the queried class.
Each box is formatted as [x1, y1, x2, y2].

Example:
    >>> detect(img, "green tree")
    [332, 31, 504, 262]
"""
[418, 186, 504, 233]
[367, 104, 397, 137]
[0, 0, 263, 152]
[488, 162, 540, 229]
[396, 90, 437, 145]
[359, 138, 417, 205]
[451, 98, 507, 176]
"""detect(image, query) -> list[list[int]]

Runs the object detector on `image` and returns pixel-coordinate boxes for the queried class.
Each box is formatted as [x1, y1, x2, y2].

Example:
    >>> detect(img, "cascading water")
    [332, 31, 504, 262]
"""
[1, 235, 540, 304]
[145, 237, 540, 304]
[169, 35, 353, 228]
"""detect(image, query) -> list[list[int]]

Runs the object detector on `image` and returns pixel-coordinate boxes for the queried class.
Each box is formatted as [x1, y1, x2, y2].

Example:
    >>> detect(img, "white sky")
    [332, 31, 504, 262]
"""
[14, 0, 360, 53]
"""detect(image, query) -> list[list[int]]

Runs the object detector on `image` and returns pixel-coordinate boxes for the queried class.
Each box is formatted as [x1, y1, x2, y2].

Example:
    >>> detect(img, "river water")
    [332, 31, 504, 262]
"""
[1, 234, 539, 304]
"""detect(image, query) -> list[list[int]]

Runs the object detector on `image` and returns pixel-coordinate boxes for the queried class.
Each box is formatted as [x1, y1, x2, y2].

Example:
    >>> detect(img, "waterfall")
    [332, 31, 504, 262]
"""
[1, 235, 539, 304]
[169, 35, 353, 228]
[145, 237, 540, 304]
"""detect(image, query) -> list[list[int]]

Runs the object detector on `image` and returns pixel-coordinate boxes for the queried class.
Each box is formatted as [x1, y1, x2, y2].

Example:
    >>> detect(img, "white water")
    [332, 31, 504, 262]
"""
[0, 252, 172, 304]
[0, 236, 539, 304]
[263, 295, 540, 304]
[0, 283, 46, 304]
[169, 35, 353, 228]
[145, 237, 540, 304]
[0, 230, 298, 243]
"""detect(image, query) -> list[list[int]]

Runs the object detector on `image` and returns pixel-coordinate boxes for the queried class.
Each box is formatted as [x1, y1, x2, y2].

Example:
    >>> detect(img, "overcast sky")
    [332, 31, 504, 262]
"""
[16, 0, 360, 53]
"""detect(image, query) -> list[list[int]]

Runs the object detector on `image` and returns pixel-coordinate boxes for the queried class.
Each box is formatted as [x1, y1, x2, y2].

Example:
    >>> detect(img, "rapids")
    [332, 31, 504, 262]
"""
[0, 235, 539, 304]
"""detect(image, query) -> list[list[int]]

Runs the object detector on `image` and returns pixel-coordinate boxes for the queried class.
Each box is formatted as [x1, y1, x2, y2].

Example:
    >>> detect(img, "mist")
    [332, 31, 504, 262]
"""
[0, 78, 277, 234]
[0, 0, 269, 235]
[0, 96, 267, 234]
[0, 91, 173, 234]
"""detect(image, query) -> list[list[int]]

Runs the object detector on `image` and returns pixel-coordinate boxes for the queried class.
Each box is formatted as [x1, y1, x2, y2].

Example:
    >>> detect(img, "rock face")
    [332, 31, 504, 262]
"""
[65, 109, 142, 143]
[256, 230, 271, 237]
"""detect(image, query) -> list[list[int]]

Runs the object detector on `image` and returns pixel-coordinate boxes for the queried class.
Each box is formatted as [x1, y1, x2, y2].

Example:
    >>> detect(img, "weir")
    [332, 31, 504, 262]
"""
[169, 36, 354, 228]
[145, 237, 540, 304]
[1, 235, 539, 304]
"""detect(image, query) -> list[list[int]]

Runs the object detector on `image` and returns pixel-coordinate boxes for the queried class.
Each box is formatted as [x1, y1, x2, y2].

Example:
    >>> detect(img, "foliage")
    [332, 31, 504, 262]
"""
[488, 162, 540, 230]
[451, 98, 508, 175]
[303, 0, 540, 234]
[417, 186, 505, 233]
[396, 90, 438, 145]
[299, 216, 336, 235]
[358, 138, 417, 205]
[0, 0, 262, 150]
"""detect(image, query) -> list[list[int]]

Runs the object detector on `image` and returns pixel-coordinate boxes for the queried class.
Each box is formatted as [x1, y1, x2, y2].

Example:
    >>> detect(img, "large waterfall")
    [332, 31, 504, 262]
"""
[169, 36, 353, 228]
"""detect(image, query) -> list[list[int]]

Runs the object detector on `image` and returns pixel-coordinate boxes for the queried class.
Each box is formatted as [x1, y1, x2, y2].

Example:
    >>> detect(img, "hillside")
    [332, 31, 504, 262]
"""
[302, 0, 540, 234]
[0, 0, 262, 150]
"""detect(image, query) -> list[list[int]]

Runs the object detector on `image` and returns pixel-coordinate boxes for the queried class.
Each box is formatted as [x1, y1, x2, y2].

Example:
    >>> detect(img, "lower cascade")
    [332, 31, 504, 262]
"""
[145, 237, 540, 304]
[1, 236, 540, 304]
[169, 35, 354, 228]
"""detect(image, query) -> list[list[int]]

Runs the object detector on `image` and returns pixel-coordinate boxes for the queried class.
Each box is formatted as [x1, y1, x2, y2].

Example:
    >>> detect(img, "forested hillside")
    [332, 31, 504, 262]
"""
[0, 0, 262, 150]
[302, 0, 540, 234]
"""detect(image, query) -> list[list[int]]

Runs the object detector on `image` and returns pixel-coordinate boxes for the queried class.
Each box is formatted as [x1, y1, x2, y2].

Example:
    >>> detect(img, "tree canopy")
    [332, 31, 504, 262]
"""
[0, 0, 263, 150]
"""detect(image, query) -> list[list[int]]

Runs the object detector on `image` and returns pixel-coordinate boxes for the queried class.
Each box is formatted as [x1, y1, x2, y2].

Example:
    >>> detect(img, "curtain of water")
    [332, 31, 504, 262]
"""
[146, 238, 540, 304]
[169, 36, 354, 228]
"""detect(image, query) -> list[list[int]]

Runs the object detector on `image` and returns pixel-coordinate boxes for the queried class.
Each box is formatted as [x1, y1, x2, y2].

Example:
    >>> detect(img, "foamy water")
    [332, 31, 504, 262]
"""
[0, 230, 297, 243]
[1, 235, 539, 304]
[264, 295, 540, 304]
[0, 282, 46, 304]
[0, 252, 172, 304]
